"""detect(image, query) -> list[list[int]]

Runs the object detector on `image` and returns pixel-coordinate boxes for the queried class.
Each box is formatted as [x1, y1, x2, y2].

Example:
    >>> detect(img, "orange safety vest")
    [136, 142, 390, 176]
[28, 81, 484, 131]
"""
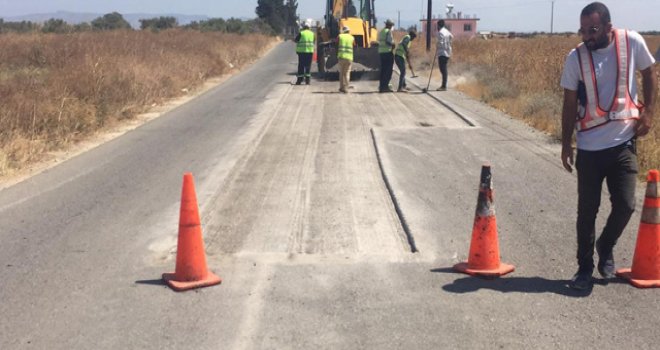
[575, 28, 641, 132]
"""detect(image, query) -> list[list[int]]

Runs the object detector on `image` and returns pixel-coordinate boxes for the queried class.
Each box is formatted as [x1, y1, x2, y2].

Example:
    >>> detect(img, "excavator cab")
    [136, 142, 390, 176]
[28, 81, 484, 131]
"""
[317, 0, 380, 76]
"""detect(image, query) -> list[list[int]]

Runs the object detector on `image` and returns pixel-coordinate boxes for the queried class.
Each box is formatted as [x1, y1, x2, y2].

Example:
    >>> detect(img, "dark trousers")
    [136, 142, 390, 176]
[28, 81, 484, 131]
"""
[394, 55, 407, 90]
[438, 56, 449, 88]
[379, 52, 394, 91]
[575, 139, 638, 273]
[297, 52, 313, 80]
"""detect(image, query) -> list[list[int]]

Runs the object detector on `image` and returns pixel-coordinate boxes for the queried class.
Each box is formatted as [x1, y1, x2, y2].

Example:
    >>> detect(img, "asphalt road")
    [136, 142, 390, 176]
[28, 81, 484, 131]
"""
[1, 41, 658, 349]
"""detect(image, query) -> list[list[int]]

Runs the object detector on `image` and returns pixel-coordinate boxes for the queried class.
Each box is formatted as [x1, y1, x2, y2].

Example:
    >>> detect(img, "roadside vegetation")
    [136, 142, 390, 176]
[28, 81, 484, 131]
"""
[0, 15, 277, 176]
[409, 34, 660, 177]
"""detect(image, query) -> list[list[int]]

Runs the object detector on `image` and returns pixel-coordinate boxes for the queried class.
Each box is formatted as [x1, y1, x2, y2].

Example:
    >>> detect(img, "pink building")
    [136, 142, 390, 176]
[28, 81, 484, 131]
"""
[420, 12, 479, 40]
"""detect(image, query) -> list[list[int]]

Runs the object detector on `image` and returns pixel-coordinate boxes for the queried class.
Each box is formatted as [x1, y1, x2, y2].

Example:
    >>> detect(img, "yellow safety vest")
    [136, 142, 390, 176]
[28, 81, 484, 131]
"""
[296, 29, 315, 54]
[378, 28, 392, 53]
[395, 35, 411, 58]
[337, 33, 354, 61]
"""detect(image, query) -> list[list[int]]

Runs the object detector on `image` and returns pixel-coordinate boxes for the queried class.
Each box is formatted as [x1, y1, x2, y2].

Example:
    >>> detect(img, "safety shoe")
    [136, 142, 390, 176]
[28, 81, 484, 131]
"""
[396, 88, 408, 93]
[305, 77, 310, 85]
[436, 86, 447, 91]
[570, 270, 593, 290]
[295, 78, 303, 85]
[596, 239, 616, 279]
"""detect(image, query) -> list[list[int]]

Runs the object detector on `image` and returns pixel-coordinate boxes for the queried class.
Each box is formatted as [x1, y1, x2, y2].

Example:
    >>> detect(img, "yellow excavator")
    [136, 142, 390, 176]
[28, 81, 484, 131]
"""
[316, 0, 380, 75]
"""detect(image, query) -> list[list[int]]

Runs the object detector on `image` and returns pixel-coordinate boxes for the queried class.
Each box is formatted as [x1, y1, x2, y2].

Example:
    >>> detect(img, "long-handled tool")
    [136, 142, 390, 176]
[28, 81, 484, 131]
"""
[421, 54, 437, 93]
[409, 62, 418, 78]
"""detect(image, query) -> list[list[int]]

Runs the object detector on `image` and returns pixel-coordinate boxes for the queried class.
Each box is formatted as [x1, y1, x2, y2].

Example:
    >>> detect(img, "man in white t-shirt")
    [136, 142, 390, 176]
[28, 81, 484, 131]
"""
[560, 2, 657, 290]
[435, 20, 453, 91]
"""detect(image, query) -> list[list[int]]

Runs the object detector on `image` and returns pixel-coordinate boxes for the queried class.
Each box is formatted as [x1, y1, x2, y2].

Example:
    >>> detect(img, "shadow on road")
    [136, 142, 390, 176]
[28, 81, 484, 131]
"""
[431, 267, 604, 297]
[135, 278, 167, 287]
[310, 90, 385, 95]
[311, 90, 348, 94]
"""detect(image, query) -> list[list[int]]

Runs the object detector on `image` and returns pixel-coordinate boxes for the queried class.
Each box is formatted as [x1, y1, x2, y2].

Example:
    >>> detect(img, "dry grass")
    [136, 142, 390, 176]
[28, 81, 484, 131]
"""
[408, 33, 660, 176]
[0, 30, 275, 175]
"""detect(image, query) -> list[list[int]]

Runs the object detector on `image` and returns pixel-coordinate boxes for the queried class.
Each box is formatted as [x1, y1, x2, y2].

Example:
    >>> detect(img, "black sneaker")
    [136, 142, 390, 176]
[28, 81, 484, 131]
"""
[596, 239, 616, 279]
[570, 271, 593, 290]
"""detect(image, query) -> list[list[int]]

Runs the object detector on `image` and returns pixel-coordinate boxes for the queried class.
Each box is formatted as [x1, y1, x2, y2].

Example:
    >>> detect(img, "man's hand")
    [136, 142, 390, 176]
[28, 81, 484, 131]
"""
[636, 65, 657, 137]
[561, 88, 578, 173]
[562, 144, 574, 173]
[634, 111, 652, 137]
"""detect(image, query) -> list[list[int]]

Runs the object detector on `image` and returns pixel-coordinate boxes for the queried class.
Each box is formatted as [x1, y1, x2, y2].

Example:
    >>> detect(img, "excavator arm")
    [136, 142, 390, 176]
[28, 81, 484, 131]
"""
[331, 0, 348, 19]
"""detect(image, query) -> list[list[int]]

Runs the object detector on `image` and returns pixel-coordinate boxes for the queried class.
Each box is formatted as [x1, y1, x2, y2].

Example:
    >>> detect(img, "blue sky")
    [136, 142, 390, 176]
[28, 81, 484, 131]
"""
[1, 0, 659, 32]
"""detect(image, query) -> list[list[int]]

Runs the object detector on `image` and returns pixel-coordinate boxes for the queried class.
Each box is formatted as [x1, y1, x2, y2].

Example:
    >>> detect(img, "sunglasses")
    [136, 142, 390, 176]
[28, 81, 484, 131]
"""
[578, 26, 600, 35]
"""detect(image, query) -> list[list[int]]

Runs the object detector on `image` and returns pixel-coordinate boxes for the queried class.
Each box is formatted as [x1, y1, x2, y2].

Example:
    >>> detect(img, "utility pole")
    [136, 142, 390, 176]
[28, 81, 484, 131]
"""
[426, 0, 432, 51]
[398, 10, 401, 30]
[550, 0, 555, 34]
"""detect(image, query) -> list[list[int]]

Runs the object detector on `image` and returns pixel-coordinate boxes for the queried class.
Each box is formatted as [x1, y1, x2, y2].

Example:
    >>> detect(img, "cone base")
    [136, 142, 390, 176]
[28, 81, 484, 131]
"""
[453, 262, 515, 278]
[615, 268, 660, 288]
[162, 272, 222, 292]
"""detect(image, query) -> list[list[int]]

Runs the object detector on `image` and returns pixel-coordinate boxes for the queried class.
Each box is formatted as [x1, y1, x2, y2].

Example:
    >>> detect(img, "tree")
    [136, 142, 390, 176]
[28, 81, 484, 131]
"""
[225, 18, 247, 34]
[42, 18, 72, 34]
[0, 20, 39, 33]
[73, 22, 92, 32]
[140, 16, 178, 31]
[199, 18, 226, 32]
[183, 17, 275, 35]
[247, 18, 276, 35]
[255, 0, 298, 33]
[283, 0, 299, 35]
[91, 12, 132, 31]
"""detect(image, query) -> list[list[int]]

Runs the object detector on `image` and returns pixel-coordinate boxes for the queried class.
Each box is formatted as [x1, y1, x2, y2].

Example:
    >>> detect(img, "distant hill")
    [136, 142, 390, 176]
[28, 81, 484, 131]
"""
[1, 11, 217, 29]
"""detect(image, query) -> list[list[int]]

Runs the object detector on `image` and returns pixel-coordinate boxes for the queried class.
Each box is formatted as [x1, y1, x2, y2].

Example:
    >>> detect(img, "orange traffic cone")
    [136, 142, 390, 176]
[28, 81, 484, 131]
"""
[616, 169, 660, 288]
[312, 50, 317, 63]
[162, 173, 222, 291]
[453, 164, 515, 277]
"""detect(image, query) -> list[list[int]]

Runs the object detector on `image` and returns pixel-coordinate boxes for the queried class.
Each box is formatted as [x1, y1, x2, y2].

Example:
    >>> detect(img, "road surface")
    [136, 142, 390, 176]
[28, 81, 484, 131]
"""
[1, 42, 658, 349]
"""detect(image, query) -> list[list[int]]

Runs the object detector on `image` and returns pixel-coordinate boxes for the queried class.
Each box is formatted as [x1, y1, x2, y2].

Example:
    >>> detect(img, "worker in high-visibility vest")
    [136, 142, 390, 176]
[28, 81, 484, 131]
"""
[560, 2, 657, 291]
[377, 19, 395, 93]
[394, 30, 417, 92]
[294, 23, 315, 85]
[337, 26, 356, 93]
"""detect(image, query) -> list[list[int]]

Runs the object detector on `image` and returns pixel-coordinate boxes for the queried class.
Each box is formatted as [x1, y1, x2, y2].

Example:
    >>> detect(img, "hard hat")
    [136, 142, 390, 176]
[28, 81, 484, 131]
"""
[301, 23, 310, 29]
[385, 19, 394, 26]
[342, 26, 350, 33]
